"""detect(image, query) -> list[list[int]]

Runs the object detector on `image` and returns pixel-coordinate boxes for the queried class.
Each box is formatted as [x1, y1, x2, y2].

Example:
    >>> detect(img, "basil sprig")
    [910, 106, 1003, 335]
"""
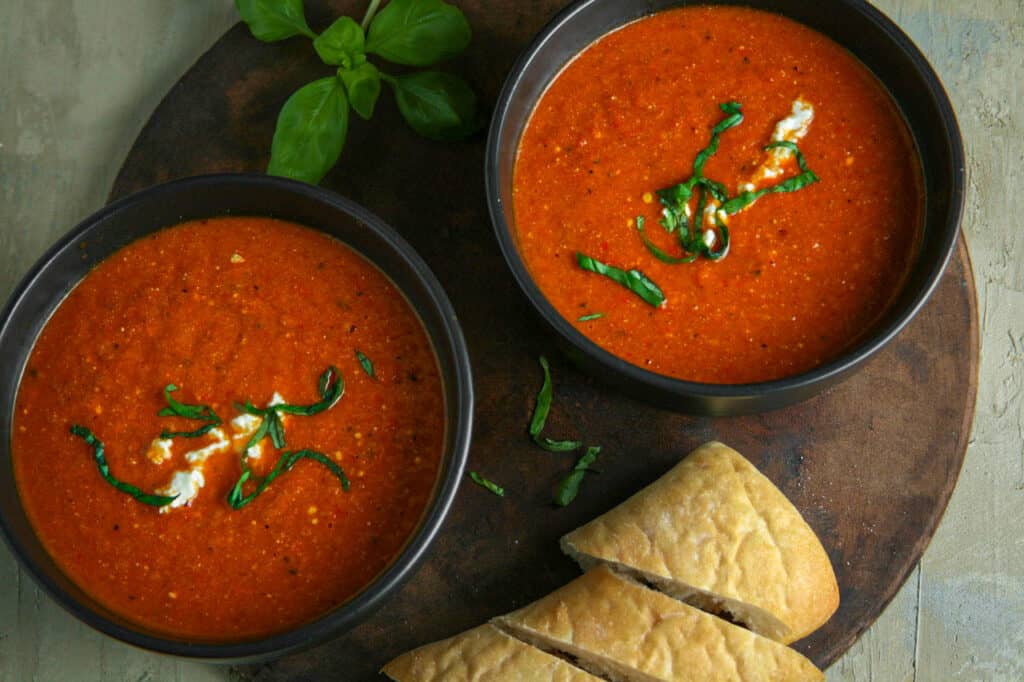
[576, 253, 666, 307]
[158, 385, 222, 439]
[555, 446, 600, 507]
[468, 471, 504, 497]
[529, 356, 583, 452]
[70, 425, 178, 507]
[635, 102, 819, 264]
[228, 448, 351, 509]
[236, 0, 480, 185]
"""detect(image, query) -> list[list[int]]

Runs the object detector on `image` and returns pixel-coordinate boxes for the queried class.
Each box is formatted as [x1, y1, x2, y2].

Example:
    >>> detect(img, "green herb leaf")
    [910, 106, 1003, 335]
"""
[70, 425, 177, 507]
[267, 76, 349, 185]
[635, 215, 698, 264]
[272, 366, 345, 416]
[384, 71, 480, 141]
[555, 445, 600, 506]
[236, 0, 316, 41]
[577, 312, 604, 322]
[529, 356, 583, 453]
[339, 63, 382, 120]
[313, 16, 366, 66]
[157, 384, 222, 439]
[720, 141, 819, 214]
[228, 448, 350, 509]
[469, 471, 505, 496]
[366, 0, 471, 66]
[355, 350, 376, 379]
[576, 253, 666, 307]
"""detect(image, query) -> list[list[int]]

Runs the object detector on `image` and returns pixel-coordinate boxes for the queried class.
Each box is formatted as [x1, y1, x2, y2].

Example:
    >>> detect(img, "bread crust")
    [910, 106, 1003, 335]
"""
[496, 565, 824, 682]
[382, 624, 603, 682]
[561, 442, 839, 643]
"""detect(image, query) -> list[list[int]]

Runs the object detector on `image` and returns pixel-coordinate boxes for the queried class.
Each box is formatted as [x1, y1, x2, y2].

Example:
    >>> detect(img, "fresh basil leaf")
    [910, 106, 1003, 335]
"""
[267, 77, 349, 185]
[555, 445, 601, 507]
[577, 313, 604, 322]
[314, 16, 366, 67]
[157, 384, 222, 438]
[236, 0, 315, 41]
[339, 63, 382, 120]
[385, 71, 479, 140]
[355, 349, 377, 378]
[635, 215, 698, 264]
[469, 471, 504, 497]
[576, 253, 666, 307]
[366, 0, 471, 66]
[272, 366, 345, 416]
[529, 356, 583, 452]
[70, 425, 177, 508]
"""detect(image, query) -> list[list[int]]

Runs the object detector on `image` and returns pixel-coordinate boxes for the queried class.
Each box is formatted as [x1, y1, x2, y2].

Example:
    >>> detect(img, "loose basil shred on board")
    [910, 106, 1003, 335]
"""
[529, 356, 583, 452]
[70, 425, 178, 507]
[236, 0, 481, 185]
[468, 471, 505, 497]
[555, 445, 601, 507]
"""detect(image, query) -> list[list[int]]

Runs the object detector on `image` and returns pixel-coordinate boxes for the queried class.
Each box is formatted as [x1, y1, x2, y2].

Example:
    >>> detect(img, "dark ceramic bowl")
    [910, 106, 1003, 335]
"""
[0, 174, 473, 661]
[486, 0, 964, 415]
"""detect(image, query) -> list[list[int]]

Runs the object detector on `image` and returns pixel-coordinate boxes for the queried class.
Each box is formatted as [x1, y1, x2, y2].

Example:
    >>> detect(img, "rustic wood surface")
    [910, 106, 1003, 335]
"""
[0, 1, 1020, 680]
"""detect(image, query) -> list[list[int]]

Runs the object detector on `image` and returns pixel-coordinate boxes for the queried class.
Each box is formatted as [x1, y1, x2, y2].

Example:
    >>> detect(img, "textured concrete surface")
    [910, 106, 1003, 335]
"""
[0, 1, 1021, 680]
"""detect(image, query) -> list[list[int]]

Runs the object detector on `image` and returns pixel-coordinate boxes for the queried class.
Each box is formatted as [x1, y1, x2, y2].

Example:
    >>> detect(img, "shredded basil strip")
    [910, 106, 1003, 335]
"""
[555, 445, 601, 507]
[576, 253, 666, 307]
[355, 350, 376, 379]
[634, 102, 817, 264]
[577, 312, 604, 322]
[157, 384, 222, 439]
[469, 471, 505, 497]
[227, 448, 350, 510]
[70, 425, 177, 507]
[529, 356, 583, 452]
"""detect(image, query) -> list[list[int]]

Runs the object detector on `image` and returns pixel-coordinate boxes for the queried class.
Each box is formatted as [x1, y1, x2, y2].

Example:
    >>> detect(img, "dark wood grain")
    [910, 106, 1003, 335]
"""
[110, 1, 978, 676]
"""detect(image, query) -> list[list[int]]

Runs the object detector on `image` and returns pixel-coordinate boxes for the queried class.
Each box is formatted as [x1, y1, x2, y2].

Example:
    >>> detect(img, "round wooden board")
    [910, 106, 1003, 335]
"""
[110, 1, 978, 676]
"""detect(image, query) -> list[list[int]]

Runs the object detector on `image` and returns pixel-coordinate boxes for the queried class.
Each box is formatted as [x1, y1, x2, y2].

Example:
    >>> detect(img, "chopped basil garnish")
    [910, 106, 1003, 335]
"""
[577, 312, 604, 322]
[228, 448, 350, 510]
[157, 384, 222, 439]
[576, 253, 666, 307]
[555, 445, 601, 507]
[529, 356, 583, 452]
[468, 471, 505, 497]
[635, 102, 818, 264]
[355, 350, 376, 379]
[70, 425, 177, 507]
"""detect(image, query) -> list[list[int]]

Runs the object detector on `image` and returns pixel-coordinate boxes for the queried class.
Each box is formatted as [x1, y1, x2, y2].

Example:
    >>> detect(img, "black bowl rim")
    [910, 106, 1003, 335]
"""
[0, 173, 474, 661]
[485, 0, 966, 404]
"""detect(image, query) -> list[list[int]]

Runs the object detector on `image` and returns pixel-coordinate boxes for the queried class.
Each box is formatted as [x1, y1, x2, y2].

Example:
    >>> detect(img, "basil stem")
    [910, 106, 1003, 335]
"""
[555, 445, 601, 507]
[355, 350, 376, 379]
[469, 471, 505, 497]
[577, 312, 604, 322]
[576, 253, 666, 307]
[228, 448, 350, 510]
[70, 425, 177, 507]
[158, 384, 222, 439]
[529, 356, 583, 453]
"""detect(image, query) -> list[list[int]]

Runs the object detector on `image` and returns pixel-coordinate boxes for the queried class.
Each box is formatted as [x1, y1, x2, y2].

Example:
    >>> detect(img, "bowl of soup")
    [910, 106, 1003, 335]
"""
[487, 0, 964, 415]
[0, 174, 473, 660]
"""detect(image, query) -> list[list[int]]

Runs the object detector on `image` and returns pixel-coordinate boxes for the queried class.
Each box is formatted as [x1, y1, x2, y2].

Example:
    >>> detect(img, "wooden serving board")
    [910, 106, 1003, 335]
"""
[109, 1, 978, 676]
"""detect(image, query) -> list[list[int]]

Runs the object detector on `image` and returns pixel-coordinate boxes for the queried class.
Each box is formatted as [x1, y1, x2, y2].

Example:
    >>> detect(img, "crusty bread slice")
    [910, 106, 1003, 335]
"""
[495, 565, 824, 682]
[382, 623, 603, 682]
[560, 442, 838, 643]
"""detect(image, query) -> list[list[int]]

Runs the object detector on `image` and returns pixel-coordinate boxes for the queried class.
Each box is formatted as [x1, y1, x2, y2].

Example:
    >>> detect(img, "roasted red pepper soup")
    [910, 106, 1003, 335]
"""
[12, 217, 445, 640]
[513, 6, 922, 384]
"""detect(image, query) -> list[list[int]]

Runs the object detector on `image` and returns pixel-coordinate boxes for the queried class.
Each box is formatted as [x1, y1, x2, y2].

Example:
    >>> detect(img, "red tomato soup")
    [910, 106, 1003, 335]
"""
[13, 217, 445, 640]
[513, 6, 922, 384]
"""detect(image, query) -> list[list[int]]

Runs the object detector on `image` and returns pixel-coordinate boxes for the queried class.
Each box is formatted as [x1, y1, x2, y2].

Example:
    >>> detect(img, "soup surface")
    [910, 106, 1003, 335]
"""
[13, 217, 445, 640]
[513, 6, 922, 383]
